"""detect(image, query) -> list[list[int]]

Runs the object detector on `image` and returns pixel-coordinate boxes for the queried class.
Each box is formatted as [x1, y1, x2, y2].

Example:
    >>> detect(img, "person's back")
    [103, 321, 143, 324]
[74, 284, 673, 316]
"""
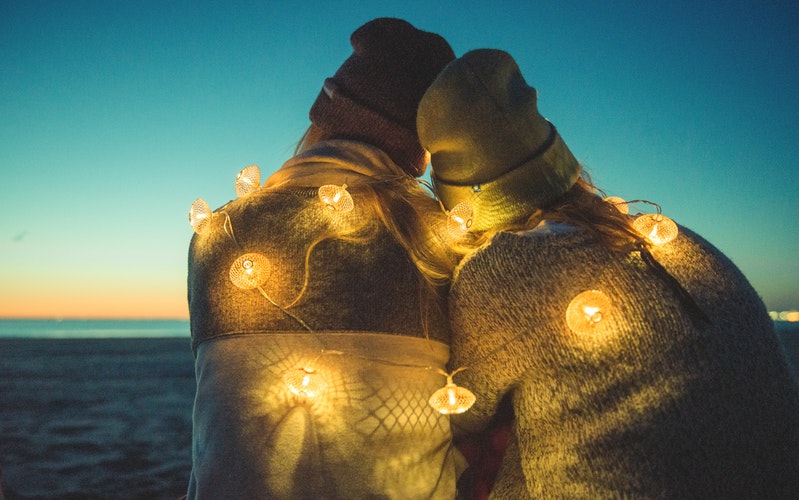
[186, 19, 459, 498]
[188, 141, 457, 498]
[418, 48, 799, 499]
[449, 222, 799, 498]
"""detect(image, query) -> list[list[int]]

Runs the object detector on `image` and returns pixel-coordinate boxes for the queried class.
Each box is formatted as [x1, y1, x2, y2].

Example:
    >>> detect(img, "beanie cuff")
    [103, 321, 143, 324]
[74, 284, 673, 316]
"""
[432, 125, 581, 231]
[310, 79, 427, 176]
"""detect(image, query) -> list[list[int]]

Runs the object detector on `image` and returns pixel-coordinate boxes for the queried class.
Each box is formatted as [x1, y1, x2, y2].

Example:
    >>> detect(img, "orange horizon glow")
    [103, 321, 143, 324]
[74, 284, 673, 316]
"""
[0, 314, 189, 321]
[0, 290, 189, 320]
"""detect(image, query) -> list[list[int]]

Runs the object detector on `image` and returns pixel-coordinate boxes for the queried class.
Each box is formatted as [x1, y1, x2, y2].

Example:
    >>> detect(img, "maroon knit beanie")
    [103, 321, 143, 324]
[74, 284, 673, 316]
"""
[309, 18, 455, 177]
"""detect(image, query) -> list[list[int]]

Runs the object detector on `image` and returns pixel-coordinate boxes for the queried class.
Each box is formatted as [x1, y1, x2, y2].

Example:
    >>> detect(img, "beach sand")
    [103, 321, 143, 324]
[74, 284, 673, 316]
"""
[1, 329, 797, 499]
[0, 338, 195, 499]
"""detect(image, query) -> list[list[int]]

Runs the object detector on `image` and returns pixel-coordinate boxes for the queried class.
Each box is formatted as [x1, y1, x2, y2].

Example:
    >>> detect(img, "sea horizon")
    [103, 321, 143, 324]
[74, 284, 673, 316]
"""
[0, 317, 797, 339]
[0, 318, 190, 338]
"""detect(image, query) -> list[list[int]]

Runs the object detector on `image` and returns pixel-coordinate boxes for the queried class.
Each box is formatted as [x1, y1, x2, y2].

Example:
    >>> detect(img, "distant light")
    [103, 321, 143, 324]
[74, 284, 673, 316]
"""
[775, 311, 799, 322]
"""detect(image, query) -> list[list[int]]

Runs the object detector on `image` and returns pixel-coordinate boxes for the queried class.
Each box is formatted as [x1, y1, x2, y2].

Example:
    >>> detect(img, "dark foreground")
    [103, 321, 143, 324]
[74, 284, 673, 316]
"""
[1, 328, 797, 499]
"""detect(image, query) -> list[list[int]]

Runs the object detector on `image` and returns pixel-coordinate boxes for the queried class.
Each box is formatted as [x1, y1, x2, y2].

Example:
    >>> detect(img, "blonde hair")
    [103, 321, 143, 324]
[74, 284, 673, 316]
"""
[290, 126, 460, 338]
[463, 173, 647, 255]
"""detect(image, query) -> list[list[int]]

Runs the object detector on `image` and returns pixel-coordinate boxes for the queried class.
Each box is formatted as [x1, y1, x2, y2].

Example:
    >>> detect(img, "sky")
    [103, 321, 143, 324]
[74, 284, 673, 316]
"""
[1, 0, 797, 319]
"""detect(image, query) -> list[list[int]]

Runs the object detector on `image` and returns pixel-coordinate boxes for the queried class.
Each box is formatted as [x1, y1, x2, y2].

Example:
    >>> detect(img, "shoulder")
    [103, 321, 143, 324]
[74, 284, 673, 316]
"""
[454, 224, 599, 280]
[651, 223, 768, 318]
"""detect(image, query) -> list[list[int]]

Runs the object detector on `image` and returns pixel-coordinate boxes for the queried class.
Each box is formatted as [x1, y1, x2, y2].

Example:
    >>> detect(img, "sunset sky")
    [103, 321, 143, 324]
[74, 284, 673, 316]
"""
[1, 0, 797, 319]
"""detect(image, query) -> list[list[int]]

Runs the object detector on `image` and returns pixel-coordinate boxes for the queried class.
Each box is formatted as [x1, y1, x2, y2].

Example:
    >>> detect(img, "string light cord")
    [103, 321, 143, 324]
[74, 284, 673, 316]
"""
[226, 191, 438, 363]
[604, 195, 705, 323]
[254, 284, 315, 333]
[192, 167, 463, 411]
[634, 240, 711, 327]
[284, 215, 376, 310]
[610, 198, 662, 215]
[220, 209, 318, 333]
[192, 165, 707, 415]
[221, 211, 242, 250]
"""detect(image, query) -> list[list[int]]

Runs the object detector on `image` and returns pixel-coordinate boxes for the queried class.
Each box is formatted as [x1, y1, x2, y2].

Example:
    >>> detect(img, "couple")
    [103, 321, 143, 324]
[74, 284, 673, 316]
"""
[186, 18, 799, 499]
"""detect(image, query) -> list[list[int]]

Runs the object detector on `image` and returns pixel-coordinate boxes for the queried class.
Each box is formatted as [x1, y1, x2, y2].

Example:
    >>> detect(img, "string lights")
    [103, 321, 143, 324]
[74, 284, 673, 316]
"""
[446, 201, 474, 239]
[234, 165, 261, 197]
[318, 184, 354, 213]
[283, 350, 343, 400]
[284, 366, 325, 398]
[428, 368, 476, 414]
[566, 289, 613, 336]
[189, 198, 213, 234]
[190, 166, 455, 412]
[190, 166, 688, 416]
[229, 252, 271, 290]
[603, 195, 679, 246]
[633, 213, 678, 245]
[604, 196, 629, 214]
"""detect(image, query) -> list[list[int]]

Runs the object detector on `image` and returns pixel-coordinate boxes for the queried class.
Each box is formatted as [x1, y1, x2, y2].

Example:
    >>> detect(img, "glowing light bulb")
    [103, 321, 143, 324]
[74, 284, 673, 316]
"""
[566, 290, 613, 335]
[235, 165, 261, 197]
[428, 370, 476, 415]
[284, 367, 324, 398]
[633, 213, 678, 245]
[318, 184, 354, 213]
[604, 196, 629, 214]
[189, 198, 213, 234]
[446, 202, 473, 238]
[229, 252, 270, 289]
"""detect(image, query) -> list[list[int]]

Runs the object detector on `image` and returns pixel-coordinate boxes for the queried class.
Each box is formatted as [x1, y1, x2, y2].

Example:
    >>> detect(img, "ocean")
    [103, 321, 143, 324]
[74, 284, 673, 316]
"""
[776, 320, 799, 377]
[0, 320, 797, 498]
[0, 321, 195, 499]
[0, 319, 190, 339]
[1, 318, 796, 337]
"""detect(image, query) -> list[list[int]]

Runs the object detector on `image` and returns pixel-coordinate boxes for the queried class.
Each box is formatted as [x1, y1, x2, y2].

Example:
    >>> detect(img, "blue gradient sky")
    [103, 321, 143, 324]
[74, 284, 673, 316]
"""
[1, 0, 797, 318]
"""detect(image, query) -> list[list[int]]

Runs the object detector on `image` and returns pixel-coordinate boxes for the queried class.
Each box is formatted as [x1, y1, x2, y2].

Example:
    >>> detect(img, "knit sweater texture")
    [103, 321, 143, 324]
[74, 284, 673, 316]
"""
[449, 223, 799, 499]
[186, 140, 457, 499]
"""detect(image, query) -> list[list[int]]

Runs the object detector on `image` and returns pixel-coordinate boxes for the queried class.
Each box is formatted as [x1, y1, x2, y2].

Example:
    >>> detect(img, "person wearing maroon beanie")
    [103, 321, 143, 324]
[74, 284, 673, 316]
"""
[305, 17, 454, 177]
[186, 18, 462, 499]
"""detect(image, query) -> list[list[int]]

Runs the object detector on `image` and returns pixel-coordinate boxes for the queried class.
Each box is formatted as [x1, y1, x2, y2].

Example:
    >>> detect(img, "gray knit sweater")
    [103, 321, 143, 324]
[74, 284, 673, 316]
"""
[186, 141, 458, 499]
[449, 223, 799, 498]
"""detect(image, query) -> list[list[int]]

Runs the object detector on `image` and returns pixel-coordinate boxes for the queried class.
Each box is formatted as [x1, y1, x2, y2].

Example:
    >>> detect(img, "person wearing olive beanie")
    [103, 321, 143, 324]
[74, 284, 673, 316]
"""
[419, 49, 799, 498]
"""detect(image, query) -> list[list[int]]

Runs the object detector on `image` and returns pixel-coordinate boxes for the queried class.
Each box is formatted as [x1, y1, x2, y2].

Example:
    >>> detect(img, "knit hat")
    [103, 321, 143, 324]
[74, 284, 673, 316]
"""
[309, 18, 455, 177]
[418, 49, 582, 231]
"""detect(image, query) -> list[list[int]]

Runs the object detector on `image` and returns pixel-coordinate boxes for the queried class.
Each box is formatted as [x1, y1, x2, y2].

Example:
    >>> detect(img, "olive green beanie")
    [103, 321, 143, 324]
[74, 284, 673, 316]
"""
[418, 49, 581, 231]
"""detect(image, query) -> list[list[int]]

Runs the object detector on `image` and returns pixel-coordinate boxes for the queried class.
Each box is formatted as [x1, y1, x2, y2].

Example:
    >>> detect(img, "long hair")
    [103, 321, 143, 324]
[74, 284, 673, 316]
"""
[464, 173, 646, 255]
[292, 125, 460, 338]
